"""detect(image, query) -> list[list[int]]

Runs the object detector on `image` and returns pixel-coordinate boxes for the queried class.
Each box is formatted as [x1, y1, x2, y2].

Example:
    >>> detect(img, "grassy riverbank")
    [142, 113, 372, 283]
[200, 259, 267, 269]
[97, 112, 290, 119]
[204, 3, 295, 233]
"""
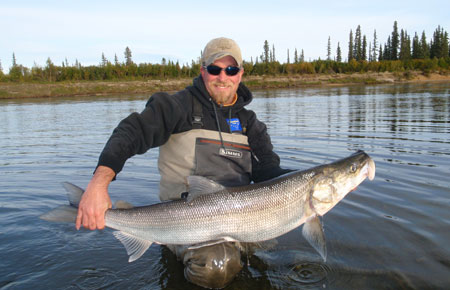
[0, 71, 449, 99]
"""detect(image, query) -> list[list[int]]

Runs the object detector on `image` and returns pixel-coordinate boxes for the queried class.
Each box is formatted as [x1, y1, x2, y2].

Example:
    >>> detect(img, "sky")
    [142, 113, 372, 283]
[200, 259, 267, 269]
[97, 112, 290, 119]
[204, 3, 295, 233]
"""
[1, 0, 449, 73]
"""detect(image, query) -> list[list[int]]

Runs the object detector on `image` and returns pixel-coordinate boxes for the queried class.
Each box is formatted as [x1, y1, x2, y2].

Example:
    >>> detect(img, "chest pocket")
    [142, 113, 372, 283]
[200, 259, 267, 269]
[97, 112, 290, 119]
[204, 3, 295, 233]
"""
[194, 137, 252, 187]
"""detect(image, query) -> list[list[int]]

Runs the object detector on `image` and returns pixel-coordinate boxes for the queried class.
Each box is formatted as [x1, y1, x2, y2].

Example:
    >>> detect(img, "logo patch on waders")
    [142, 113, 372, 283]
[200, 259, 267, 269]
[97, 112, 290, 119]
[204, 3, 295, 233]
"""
[219, 147, 243, 158]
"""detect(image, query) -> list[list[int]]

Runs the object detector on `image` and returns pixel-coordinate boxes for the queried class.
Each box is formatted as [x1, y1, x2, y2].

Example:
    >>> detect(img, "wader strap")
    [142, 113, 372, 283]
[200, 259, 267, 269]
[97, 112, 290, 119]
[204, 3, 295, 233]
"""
[192, 95, 203, 129]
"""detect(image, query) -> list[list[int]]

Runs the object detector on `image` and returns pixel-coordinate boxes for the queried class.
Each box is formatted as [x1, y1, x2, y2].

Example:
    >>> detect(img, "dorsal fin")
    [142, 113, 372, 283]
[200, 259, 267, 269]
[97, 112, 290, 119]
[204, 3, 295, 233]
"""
[62, 182, 84, 208]
[114, 200, 134, 209]
[186, 176, 226, 202]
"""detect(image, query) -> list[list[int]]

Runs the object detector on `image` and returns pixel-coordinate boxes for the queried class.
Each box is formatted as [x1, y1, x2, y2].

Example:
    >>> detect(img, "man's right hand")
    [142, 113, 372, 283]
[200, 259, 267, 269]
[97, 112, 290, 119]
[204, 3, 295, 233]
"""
[76, 166, 114, 230]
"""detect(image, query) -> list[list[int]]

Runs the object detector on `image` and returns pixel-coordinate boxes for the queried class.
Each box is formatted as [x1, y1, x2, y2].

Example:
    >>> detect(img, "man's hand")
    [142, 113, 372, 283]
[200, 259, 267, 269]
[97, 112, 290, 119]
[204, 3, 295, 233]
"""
[76, 166, 114, 230]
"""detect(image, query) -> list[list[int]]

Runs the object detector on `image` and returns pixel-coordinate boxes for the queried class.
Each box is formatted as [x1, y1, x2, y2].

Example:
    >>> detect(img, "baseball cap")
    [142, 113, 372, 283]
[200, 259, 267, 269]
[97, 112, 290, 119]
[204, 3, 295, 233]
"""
[201, 37, 243, 68]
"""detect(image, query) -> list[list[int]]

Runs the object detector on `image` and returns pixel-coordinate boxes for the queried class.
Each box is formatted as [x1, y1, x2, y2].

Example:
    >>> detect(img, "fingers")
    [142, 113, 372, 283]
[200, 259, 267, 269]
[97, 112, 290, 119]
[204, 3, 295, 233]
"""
[75, 208, 106, 230]
[76, 210, 82, 230]
[96, 215, 106, 230]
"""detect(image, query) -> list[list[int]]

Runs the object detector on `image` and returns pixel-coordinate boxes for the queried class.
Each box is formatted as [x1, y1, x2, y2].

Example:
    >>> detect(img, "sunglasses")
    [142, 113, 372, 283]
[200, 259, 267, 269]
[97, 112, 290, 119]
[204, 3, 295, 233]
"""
[205, 65, 241, 76]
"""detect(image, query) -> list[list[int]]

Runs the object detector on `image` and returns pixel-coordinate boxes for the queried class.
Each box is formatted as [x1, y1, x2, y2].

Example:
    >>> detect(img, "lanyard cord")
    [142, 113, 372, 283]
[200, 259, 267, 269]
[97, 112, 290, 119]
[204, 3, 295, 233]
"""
[211, 99, 226, 150]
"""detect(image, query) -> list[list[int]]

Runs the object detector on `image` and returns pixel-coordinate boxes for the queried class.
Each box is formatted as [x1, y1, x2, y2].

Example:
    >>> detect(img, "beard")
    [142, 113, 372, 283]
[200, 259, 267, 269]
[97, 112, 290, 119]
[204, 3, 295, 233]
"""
[208, 81, 236, 105]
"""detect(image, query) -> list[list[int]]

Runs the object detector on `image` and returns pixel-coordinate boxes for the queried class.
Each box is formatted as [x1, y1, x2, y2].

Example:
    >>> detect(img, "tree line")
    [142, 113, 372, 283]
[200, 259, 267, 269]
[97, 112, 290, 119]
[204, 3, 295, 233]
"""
[1, 22, 448, 83]
[343, 22, 448, 62]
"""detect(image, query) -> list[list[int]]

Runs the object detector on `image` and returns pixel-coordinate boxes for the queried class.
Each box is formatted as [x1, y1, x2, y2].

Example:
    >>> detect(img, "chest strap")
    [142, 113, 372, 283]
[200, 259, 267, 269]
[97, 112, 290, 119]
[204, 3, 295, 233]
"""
[192, 95, 204, 129]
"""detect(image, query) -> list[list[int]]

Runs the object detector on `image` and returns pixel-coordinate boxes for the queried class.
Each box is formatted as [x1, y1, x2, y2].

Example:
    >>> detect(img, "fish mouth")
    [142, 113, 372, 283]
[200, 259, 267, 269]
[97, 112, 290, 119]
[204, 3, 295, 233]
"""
[367, 158, 376, 180]
[362, 158, 376, 181]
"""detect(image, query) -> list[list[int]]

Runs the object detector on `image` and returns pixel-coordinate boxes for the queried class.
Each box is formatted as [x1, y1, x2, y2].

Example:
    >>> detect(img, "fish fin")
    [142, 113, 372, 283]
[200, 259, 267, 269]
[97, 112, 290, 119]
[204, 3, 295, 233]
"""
[302, 215, 327, 262]
[187, 238, 235, 250]
[114, 200, 134, 209]
[62, 182, 84, 208]
[39, 205, 78, 223]
[113, 231, 153, 262]
[186, 176, 226, 201]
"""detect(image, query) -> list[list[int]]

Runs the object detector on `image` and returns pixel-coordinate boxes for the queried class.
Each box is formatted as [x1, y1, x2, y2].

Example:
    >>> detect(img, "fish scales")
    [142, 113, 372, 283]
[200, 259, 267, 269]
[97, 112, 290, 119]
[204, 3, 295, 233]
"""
[105, 172, 315, 245]
[41, 150, 375, 262]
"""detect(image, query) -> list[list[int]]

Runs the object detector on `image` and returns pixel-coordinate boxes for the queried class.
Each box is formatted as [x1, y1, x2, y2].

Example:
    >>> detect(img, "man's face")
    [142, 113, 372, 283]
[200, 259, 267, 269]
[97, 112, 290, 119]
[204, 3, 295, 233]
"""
[201, 55, 244, 105]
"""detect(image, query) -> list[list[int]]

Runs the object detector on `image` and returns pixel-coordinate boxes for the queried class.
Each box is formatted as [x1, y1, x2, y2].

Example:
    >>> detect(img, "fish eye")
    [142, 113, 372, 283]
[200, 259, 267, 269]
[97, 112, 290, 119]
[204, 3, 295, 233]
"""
[350, 163, 357, 173]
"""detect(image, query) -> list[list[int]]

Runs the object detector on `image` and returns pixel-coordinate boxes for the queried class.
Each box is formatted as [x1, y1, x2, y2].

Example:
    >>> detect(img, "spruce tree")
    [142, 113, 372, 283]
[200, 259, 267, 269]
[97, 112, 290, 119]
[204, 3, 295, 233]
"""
[336, 42, 342, 62]
[421, 31, 430, 59]
[327, 36, 331, 60]
[348, 30, 354, 61]
[430, 26, 448, 58]
[372, 30, 378, 61]
[385, 36, 392, 60]
[124, 47, 133, 66]
[355, 25, 362, 61]
[399, 29, 411, 60]
[391, 21, 399, 60]
[412, 32, 421, 59]
[101, 53, 108, 67]
[263, 40, 269, 63]
[294, 48, 299, 63]
[362, 35, 367, 61]
[12, 53, 17, 67]
[443, 31, 449, 58]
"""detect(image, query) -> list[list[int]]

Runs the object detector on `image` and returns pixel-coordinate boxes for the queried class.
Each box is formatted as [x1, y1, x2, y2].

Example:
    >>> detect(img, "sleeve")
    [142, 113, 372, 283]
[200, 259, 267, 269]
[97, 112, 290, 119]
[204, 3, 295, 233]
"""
[97, 92, 187, 177]
[245, 110, 293, 183]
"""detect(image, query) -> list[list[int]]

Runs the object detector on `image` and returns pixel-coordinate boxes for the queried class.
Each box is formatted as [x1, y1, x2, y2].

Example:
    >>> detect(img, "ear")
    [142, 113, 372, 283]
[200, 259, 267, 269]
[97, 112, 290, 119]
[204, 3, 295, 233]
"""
[200, 66, 206, 77]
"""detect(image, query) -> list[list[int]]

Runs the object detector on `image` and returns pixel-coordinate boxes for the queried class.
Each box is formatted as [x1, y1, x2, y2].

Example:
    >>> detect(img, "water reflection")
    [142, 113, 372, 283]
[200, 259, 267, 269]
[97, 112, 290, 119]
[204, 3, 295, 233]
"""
[251, 83, 450, 162]
[0, 82, 449, 289]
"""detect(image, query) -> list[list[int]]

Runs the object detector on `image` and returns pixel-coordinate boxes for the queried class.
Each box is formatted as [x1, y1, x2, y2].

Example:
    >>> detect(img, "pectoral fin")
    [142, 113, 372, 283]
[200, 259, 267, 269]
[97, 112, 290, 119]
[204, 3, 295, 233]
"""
[113, 231, 153, 262]
[302, 215, 327, 262]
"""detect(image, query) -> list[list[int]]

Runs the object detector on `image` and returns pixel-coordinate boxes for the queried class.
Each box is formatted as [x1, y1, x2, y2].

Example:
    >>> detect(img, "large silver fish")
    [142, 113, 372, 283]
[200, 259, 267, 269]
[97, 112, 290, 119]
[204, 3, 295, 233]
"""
[41, 150, 375, 262]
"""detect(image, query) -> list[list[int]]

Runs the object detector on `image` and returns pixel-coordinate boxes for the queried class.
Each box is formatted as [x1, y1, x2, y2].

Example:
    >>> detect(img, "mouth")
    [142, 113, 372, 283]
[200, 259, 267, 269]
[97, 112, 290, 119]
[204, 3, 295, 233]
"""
[213, 82, 231, 90]
[367, 158, 376, 180]
[361, 158, 376, 181]
[216, 86, 229, 90]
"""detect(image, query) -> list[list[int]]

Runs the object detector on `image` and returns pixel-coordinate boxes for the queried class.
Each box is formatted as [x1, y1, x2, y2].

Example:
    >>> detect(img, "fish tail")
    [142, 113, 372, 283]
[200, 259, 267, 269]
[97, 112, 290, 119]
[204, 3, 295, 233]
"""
[39, 182, 84, 223]
[39, 205, 78, 223]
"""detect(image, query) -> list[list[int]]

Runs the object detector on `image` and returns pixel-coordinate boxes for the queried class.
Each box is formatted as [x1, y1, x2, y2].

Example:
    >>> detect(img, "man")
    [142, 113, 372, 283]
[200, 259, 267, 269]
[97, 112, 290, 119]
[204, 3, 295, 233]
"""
[76, 37, 290, 288]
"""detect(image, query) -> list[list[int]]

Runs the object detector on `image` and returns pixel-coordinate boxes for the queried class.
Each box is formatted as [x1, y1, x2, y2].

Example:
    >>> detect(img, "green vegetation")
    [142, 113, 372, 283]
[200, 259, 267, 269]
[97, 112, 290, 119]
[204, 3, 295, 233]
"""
[0, 22, 448, 91]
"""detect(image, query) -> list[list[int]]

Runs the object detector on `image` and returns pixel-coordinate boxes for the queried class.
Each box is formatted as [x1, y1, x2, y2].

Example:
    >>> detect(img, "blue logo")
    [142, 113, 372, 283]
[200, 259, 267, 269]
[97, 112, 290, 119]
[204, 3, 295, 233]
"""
[227, 118, 242, 132]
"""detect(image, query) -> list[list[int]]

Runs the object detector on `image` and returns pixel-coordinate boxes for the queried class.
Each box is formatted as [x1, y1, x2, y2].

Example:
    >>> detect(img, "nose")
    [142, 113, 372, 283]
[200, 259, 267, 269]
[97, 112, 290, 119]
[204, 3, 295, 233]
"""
[217, 70, 228, 81]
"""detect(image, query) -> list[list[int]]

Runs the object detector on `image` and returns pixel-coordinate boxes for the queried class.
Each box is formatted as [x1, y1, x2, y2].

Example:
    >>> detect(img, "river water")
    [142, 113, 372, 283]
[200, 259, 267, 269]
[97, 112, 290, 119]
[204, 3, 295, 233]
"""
[0, 82, 449, 289]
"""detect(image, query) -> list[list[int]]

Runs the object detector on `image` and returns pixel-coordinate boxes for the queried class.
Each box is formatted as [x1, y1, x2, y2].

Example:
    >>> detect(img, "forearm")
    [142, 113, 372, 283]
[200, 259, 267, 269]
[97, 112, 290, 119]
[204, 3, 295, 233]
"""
[90, 165, 115, 189]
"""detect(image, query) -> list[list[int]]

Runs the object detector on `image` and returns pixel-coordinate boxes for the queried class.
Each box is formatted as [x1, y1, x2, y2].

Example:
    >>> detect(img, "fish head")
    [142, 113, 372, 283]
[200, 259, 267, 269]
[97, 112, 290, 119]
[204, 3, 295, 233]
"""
[311, 150, 375, 216]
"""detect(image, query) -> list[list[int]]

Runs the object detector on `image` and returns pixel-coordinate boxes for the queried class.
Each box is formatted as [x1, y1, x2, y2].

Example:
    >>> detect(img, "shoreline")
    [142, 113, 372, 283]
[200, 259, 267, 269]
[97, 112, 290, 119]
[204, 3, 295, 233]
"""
[1, 71, 449, 99]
